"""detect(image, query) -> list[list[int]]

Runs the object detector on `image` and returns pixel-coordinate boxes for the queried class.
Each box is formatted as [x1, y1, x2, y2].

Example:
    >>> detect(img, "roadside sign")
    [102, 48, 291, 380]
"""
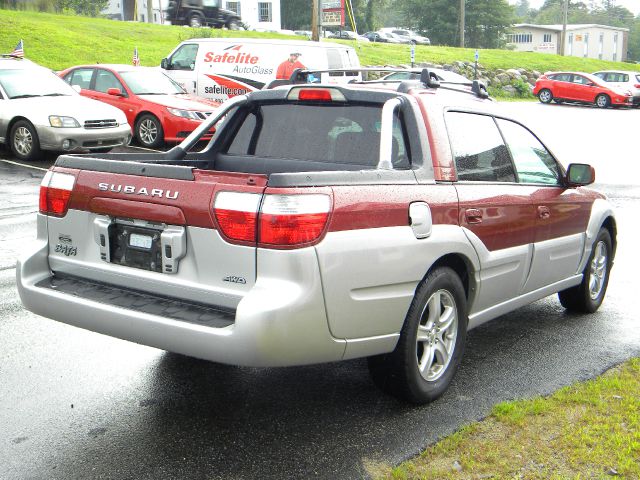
[321, 0, 344, 26]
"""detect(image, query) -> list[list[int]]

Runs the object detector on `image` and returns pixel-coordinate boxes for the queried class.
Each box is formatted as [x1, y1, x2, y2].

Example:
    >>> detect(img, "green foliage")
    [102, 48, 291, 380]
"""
[280, 0, 310, 30]
[0, 0, 107, 15]
[399, 0, 515, 48]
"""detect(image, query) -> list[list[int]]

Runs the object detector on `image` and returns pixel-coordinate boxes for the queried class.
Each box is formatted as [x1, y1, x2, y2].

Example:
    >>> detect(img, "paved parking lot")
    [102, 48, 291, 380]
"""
[1, 102, 639, 479]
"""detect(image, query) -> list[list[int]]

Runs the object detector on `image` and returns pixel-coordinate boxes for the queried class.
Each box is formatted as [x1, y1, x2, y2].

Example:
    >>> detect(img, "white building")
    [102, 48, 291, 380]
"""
[508, 24, 628, 62]
[102, 0, 281, 31]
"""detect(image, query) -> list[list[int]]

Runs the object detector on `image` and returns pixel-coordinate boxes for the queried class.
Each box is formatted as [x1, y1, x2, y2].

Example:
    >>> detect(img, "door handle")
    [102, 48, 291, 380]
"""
[538, 206, 551, 220]
[465, 208, 483, 224]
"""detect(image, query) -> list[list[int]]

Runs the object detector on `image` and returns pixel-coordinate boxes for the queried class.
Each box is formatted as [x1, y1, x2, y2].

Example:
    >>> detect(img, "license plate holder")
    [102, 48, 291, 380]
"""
[109, 224, 163, 273]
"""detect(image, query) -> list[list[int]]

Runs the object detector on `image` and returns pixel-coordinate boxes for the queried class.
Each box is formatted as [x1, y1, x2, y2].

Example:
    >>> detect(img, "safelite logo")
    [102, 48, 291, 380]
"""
[203, 44, 259, 64]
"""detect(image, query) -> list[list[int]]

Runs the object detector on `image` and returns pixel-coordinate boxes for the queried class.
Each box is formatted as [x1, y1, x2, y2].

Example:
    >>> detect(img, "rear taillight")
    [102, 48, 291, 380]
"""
[39, 170, 76, 217]
[214, 191, 261, 243]
[259, 194, 331, 247]
[213, 192, 331, 248]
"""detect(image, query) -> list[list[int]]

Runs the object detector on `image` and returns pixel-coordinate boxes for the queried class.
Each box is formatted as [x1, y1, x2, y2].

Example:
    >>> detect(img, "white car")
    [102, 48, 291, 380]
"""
[0, 57, 131, 161]
[382, 28, 431, 45]
[380, 67, 471, 84]
[592, 70, 640, 107]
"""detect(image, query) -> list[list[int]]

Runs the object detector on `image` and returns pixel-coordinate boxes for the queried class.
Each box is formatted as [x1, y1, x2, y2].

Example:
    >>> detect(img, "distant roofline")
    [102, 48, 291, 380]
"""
[513, 23, 629, 33]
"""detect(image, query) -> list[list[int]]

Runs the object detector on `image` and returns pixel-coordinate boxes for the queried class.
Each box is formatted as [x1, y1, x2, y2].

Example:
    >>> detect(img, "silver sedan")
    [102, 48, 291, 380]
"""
[0, 58, 131, 161]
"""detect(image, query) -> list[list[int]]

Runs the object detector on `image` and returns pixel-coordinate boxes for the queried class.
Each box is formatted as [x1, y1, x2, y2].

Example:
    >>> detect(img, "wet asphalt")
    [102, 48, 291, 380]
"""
[1, 103, 639, 479]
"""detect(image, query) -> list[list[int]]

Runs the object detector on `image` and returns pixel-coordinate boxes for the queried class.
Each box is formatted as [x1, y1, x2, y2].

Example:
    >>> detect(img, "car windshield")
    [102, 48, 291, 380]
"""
[0, 68, 76, 99]
[119, 70, 186, 95]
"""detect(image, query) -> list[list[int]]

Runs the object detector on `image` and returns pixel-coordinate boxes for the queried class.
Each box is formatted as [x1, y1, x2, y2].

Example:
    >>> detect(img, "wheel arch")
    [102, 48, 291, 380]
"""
[424, 252, 476, 309]
[134, 111, 165, 138]
[7, 116, 35, 138]
[601, 215, 617, 260]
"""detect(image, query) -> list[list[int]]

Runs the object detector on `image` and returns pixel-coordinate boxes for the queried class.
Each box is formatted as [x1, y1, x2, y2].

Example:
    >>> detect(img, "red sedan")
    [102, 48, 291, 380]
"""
[533, 71, 633, 108]
[59, 65, 219, 149]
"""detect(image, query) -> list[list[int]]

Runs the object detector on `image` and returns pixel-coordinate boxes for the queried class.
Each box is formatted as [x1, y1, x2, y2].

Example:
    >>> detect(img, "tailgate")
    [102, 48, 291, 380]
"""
[42, 161, 267, 310]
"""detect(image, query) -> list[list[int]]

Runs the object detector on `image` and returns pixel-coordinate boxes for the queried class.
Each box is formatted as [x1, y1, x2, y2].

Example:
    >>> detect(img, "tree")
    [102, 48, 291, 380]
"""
[281, 0, 311, 30]
[400, 0, 514, 47]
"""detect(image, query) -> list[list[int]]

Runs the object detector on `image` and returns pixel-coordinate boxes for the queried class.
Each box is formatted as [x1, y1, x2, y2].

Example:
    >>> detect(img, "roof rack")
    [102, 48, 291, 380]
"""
[269, 67, 490, 100]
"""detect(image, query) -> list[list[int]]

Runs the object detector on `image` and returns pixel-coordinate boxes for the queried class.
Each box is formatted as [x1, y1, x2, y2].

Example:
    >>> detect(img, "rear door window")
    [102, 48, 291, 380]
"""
[446, 112, 516, 182]
[225, 102, 409, 168]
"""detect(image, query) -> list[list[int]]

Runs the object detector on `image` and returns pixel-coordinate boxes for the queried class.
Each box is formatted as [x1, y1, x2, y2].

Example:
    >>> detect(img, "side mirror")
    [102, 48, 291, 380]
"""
[566, 163, 595, 186]
[161, 58, 169, 70]
[106, 87, 123, 97]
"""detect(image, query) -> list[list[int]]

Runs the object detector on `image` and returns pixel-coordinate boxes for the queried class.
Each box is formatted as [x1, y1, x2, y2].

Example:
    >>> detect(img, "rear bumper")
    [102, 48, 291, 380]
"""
[17, 241, 347, 367]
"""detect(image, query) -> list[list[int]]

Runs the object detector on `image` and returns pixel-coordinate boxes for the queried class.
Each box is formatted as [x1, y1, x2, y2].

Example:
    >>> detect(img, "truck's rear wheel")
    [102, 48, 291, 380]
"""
[189, 14, 203, 28]
[368, 267, 467, 404]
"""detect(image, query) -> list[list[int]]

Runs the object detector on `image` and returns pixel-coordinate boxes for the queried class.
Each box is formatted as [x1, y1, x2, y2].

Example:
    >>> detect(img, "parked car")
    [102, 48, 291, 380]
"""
[0, 57, 130, 161]
[380, 67, 472, 84]
[533, 72, 633, 108]
[592, 70, 640, 107]
[329, 30, 370, 42]
[381, 28, 431, 45]
[363, 31, 402, 43]
[165, 0, 241, 29]
[19, 67, 615, 404]
[59, 65, 220, 149]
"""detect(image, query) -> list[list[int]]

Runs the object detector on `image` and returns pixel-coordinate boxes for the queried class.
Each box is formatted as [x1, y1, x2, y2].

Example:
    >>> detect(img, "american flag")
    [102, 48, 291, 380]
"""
[11, 40, 24, 58]
[132, 47, 140, 66]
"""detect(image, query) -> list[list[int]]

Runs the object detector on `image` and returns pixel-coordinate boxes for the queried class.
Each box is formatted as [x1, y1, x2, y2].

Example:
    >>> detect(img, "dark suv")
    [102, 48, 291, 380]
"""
[165, 0, 241, 29]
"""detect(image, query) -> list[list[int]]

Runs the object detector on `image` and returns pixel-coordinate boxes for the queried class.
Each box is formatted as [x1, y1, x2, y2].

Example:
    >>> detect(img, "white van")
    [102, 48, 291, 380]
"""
[160, 38, 362, 102]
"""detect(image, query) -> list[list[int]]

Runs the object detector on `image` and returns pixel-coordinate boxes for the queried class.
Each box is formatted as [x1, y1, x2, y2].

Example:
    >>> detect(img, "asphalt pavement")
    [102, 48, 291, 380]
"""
[1, 104, 639, 479]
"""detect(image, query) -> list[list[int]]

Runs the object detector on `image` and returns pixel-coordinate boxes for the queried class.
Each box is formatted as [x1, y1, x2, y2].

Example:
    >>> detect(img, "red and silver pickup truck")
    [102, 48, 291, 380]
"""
[17, 69, 616, 404]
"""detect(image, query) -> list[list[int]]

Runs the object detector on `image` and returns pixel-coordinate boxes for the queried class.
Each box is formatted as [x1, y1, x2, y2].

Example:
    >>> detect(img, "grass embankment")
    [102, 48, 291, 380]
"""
[2, 9, 640, 75]
[374, 358, 640, 479]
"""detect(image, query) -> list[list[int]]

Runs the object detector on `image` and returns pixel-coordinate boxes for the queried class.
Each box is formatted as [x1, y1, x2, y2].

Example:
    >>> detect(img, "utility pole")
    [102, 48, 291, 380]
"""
[560, 0, 568, 56]
[459, 0, 465, 48]
[312, 0, 320, 41]
[147, 0, 153, 23]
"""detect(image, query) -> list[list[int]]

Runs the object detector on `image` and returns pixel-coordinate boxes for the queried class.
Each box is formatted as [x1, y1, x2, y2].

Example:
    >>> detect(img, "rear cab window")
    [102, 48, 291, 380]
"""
[223, 101, 410, 169]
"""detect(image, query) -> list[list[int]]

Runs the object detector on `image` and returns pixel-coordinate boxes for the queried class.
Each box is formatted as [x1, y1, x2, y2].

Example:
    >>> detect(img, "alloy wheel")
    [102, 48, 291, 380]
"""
[589, 240, 608, 300]
[416, 289, 458, 381]
[13, 126, 33, 156]
[139, 119, 158, 145]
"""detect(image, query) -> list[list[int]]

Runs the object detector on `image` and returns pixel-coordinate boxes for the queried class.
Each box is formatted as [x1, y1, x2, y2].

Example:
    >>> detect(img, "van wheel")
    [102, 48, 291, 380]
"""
[135, 114, 164, 149]
[189, 14, 203, 27]
[368, 267, 467, 404]
[226, 18, 241, 30]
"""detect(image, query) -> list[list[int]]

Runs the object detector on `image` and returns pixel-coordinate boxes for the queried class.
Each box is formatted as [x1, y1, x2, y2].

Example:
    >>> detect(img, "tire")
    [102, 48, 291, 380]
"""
[9, 119, 43, 161]
[595, 94, 610, 108]
[189, 14, 203, 28]
[558, 227, 612, 313]
[368, 267, 468, 404]
[135, 114, 164, 149]
[226, 18, 241, 30]
[538, 88, 553, 104]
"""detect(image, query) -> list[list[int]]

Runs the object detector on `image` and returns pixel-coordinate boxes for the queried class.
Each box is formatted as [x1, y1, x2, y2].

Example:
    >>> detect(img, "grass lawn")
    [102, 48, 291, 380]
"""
[372, 358, 640, 479]
[2, 9, 640, 75]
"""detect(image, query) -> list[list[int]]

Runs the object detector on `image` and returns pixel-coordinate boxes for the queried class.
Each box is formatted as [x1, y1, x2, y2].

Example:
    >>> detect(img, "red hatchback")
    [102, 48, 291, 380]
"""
[59, 65, 219, 149]
[533, 71, 633, 108]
